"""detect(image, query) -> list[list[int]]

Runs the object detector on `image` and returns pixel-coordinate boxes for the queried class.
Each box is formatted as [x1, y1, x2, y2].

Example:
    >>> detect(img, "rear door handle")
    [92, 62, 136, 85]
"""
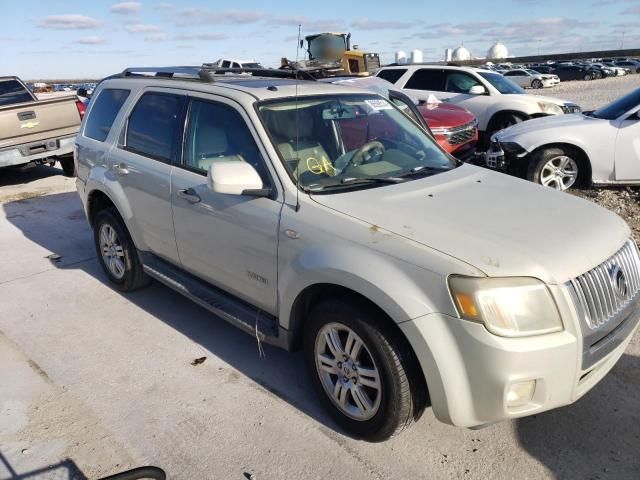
[177, 188, 201, 204]
[112, 163, 129, 175]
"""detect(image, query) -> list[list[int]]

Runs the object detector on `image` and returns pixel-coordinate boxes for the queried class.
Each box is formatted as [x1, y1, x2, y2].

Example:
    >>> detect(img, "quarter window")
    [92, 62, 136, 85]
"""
[126, 92, 185, 162]
[405, 69, 446, 91]
[376, 69, 407, 85]
[84, 88, 130, 142]
[183, 99, 269, 183]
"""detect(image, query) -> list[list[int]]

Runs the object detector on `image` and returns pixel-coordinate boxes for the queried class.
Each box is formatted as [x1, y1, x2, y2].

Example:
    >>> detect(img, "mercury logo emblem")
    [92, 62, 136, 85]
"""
[609, 264, 628, 301]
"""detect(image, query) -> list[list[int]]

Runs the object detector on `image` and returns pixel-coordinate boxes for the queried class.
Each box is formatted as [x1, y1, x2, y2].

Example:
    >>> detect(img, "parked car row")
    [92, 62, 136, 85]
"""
[72, 64, 640, 442]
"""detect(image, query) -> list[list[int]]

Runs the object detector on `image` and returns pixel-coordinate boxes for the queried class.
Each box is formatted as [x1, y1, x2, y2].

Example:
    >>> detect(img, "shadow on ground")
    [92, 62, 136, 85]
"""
[0, 450, 87, 479]
[0, 164, 63, 188]
[2, 191, 333, 434]
[516, 352, 640, 479]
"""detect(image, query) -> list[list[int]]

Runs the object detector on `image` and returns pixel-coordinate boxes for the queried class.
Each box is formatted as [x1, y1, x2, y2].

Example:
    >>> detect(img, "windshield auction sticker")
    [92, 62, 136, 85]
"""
[365, 99, 393, 111]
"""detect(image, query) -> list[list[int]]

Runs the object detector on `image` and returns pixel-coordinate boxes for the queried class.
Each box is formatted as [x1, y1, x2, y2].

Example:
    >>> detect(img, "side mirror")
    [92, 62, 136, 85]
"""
[77, 87, 89, 98]
[469, 85, 487, 95]
[207, 161, 269, 196]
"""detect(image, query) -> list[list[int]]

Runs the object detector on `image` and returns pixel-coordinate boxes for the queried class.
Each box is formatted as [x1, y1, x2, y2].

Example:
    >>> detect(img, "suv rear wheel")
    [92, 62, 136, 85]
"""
[59, 155, 76, 177]
[304, 298, 424, 441]
[94, 207, 150, 291]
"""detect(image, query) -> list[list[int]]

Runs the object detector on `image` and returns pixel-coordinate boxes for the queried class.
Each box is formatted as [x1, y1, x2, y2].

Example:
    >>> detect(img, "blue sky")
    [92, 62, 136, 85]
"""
[1, 0, 639, 79]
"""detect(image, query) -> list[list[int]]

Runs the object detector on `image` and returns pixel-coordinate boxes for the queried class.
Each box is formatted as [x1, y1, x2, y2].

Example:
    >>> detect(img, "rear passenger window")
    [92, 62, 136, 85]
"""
[126, 92, 185, 162]
[84, 89, 130, 142]
[405, 69, 445, 91]
[376, 69, 407, 85]
[183, 99, 269, 183]
[444, 72, 482, 93]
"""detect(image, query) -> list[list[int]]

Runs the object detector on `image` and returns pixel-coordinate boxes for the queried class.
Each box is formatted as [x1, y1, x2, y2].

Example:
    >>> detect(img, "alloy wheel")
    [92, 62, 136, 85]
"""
[314, 322, 382, 421]
[540, 155, 578, 190]
[99, 224, 126, 279]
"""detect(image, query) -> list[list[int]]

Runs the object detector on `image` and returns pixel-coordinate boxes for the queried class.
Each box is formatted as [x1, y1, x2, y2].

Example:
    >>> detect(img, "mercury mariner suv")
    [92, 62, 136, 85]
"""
[75, 66, 640, 442]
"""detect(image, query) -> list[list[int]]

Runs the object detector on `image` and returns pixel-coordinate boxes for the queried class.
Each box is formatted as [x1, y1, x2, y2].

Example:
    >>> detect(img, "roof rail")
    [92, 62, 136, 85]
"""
[118, 66, 316, 82]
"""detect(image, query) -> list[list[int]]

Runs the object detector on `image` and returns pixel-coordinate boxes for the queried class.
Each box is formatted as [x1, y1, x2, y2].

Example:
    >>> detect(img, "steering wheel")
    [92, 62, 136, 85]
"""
[344, 141, 385, 171]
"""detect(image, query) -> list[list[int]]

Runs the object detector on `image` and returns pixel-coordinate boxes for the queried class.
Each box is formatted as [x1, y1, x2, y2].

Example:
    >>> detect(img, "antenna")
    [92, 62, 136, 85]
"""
[294, 24, 302, 212]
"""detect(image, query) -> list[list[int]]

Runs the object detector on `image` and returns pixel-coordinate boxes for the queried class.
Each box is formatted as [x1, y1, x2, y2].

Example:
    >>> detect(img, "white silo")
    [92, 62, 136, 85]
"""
[395, 50, 408, 64]
[445, 48, 452, 62]
[410, 49, 423, 64]
[487, 41, 509, 60]
[452, 44, 471, 62]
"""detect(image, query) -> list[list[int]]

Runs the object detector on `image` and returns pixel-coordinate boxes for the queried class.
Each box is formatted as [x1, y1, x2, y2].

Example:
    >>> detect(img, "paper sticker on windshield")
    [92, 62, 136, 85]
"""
[365, 99, 393, 111]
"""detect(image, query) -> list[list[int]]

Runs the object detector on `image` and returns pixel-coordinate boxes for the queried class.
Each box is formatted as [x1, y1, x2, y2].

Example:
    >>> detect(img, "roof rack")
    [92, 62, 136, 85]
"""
[118, 66, 317, 82]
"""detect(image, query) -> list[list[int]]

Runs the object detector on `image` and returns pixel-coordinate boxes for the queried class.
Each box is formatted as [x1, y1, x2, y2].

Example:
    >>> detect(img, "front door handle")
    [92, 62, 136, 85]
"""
[112, 162, 129, 175]
[177, 188, 201, 204]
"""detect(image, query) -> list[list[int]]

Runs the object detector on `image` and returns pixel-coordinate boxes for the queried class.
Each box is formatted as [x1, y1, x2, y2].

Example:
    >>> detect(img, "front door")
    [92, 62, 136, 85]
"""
[171, 95, 282, 313]
[614, 109, 640, 181]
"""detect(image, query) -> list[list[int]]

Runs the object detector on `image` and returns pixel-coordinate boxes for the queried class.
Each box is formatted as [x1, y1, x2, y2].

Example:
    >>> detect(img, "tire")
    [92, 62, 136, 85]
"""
[304, 298, 426, 442]
[527, 146, 587, 191]
[583, 73, 592, 81]
[94, 207, 150, 291]
[482, 112, 525, 149]
[60, 155, 76, 177]
[531, 79, 543, 89]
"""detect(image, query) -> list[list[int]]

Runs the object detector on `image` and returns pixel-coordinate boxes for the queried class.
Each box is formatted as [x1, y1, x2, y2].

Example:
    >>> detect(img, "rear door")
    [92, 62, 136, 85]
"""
[170, 94, 282, 313]
[400, 68, 446, 101]
[503, 70, 527, 87]
[108, 88, 187, 263]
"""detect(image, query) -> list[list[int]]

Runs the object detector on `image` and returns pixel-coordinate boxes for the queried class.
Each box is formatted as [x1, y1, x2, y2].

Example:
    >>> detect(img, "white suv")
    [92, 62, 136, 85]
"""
[376, 65, 580, 143]
[75, 66, 639, 441]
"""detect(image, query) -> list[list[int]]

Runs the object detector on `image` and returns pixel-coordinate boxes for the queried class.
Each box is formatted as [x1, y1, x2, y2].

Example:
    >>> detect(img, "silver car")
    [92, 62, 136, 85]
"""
[75, 66, 640, 441]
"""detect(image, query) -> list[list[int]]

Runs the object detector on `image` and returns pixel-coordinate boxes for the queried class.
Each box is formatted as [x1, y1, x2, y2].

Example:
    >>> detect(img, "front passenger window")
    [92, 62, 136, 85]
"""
[183, 99, 269, 183]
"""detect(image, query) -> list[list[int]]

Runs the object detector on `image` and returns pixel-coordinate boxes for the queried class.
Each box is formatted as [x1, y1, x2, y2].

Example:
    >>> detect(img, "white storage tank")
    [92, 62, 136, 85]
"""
[445, 48, 452, 62]
[452, 45, 471, 62]
[487, 41, 509, 60]
[395, 50, 408, 64]
[410, 49, 423, 64]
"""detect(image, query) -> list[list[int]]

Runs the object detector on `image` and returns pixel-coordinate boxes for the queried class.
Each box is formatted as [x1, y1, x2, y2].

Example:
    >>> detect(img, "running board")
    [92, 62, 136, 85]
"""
[140, 252, 291, 350]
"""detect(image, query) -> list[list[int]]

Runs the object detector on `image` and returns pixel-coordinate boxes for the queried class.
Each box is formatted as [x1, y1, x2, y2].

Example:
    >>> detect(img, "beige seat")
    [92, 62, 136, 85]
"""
[192, 124, 244, 172]
[266, 110, 332, 179]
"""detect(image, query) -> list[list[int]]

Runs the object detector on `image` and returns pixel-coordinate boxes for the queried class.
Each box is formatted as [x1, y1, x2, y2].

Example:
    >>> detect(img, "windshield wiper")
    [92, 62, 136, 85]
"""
[396, 165, 452, 178]
[303, 176, 404, 193]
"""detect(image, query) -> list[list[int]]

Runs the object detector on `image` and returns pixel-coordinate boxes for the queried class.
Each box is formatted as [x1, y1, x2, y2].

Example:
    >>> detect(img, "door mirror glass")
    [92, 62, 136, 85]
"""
[207, 161, 266, 196]
[469, 85, 487, 95]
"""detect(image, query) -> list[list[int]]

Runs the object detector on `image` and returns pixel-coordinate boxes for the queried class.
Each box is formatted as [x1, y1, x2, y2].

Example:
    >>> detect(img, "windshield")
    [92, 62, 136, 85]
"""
[258, 94, 456, 192]
[525, 70, 540, 75]
[592, 88, 640, 120]
[241, 62, 263, 69]
[478, 72, 525, 94]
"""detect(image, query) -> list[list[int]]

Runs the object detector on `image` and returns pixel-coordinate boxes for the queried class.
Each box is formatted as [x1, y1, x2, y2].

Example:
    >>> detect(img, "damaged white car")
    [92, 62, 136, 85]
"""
[486, 87, 640, 190]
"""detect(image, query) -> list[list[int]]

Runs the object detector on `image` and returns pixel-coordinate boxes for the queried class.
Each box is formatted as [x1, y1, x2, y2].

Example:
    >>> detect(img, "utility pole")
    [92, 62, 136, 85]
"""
[621, 32, 625, 50]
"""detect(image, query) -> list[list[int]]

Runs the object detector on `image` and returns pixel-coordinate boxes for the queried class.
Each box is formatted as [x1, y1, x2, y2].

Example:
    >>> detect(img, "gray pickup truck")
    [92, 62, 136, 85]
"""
[0, 76, 84, 176]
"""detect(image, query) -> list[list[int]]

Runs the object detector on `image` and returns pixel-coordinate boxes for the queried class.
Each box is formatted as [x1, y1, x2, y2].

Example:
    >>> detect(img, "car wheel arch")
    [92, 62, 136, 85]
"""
[86, 188, 140, 246]
[529, 143, 593, 186]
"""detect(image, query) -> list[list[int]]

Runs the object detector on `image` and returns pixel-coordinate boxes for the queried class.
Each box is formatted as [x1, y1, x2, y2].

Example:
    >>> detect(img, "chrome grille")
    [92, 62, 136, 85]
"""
[446, 121, 477, 145]
[569, 239, 640, 330]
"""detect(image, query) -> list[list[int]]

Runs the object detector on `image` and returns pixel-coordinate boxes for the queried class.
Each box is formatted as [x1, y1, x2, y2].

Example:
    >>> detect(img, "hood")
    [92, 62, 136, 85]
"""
[311, 164, 629, 284]
[417, 103, 476, 129]
[494, 112, 597, 141]
[530, 93, 574, 106]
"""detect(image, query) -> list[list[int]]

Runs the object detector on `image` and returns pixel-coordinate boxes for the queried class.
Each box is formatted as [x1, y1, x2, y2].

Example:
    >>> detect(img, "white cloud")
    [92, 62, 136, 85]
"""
[111, 2, 142, 14]
[125, 23, 161, 33]
[350, 19, 417, 30]
[175, 32, 228, 41]
[267, 15, 346, 32]
[37, 14, 102, 30]
[77, 36, 107, 45]
[175, 8, 266, 26]
[157, 2, 174, 8]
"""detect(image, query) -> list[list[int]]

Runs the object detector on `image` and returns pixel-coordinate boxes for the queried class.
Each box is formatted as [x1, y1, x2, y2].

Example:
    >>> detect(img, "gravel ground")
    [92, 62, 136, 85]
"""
[571, 187, 640, 239]
[530, 73, 640, 110]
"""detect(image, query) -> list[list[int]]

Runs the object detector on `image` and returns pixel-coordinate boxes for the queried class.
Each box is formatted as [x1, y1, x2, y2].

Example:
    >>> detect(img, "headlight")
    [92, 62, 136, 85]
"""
[537, 102, 564, 115]
[448, 276, 563, 337]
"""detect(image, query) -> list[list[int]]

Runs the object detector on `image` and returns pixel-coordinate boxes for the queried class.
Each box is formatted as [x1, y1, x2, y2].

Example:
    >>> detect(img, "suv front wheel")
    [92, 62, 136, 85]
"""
[304, 298, 425, 441]
[94, 207, 150, 291]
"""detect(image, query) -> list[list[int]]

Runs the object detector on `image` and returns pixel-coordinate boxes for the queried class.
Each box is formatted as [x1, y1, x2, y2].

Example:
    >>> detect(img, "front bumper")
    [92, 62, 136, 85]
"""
[400, 291, 639, 428]
[0, 135, 75, 168]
